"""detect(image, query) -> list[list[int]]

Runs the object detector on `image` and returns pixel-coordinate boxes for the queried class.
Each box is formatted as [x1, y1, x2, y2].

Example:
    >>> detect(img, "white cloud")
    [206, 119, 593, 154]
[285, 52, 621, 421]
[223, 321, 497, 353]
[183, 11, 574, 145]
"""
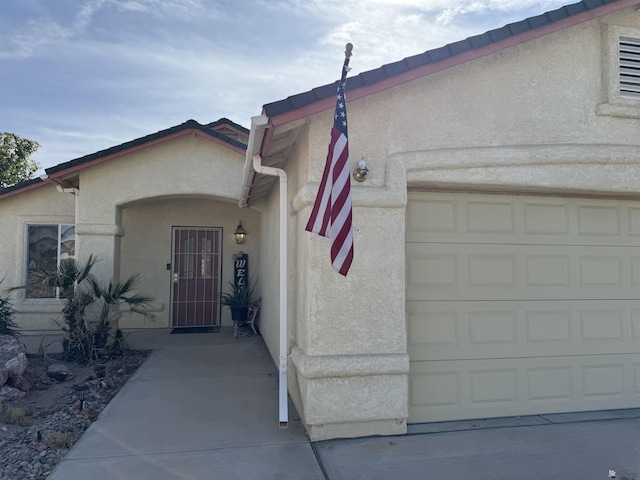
[1, 0, 571, 171]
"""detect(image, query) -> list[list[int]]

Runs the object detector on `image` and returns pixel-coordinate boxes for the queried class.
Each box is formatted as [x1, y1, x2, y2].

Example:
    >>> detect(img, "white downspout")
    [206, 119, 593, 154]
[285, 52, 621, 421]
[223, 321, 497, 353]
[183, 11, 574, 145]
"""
[252, 153, 289, 428]
[56, 185, 80, 254]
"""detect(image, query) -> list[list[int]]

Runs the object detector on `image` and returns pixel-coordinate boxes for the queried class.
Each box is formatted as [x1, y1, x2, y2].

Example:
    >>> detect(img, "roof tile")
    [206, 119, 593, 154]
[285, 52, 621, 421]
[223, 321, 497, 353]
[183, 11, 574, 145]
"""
[360, 68, 387, 85]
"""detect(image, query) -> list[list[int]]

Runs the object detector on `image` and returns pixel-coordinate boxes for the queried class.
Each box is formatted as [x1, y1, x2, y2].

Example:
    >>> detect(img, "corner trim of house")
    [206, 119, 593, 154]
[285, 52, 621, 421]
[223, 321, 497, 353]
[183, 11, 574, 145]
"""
[290, 345, 410, 379]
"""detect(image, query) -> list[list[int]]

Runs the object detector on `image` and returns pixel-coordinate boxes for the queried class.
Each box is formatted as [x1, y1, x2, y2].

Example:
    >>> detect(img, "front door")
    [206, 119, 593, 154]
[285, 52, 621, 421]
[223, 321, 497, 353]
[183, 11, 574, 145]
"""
[171, 227, 222, 328]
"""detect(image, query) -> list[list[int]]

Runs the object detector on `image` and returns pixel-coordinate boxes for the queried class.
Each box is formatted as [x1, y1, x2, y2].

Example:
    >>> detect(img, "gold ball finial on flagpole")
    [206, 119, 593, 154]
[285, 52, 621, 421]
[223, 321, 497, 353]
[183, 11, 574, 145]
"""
[345, 43, 353, 59]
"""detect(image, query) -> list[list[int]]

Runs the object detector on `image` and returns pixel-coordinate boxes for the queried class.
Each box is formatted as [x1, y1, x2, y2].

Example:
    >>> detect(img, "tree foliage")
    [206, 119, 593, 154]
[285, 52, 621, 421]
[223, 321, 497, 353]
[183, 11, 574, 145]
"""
[0, 132, 41, 188]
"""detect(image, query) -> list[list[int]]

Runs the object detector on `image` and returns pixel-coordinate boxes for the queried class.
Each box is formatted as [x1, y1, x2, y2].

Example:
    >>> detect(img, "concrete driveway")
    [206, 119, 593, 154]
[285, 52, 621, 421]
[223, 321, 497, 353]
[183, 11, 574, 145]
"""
[47, 329, 640, 480]
[314, 409, 640, 480]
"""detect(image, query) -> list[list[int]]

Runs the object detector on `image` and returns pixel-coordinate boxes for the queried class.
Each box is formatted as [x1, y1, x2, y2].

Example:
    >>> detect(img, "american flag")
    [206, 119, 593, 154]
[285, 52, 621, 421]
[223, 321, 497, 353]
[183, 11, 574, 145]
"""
[305, 44, 354, 276]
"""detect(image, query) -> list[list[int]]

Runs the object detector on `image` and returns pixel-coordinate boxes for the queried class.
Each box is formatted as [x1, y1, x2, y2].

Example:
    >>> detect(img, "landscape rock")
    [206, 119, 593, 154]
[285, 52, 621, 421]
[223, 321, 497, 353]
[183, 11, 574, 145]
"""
[6, 375, 32, 392]
[1, 350, 147, 479]
[4, 352, 28, 377]
[0, 335, 26, 364]
[0, 366, 8, 386]
[47, 363, 74, 382]
[0, 385, 27, 401]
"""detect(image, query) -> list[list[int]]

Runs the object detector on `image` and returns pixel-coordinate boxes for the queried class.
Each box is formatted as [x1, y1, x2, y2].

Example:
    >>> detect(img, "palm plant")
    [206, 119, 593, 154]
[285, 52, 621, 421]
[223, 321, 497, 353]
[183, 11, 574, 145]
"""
[34, 255, 155, 363]
[91, 274, 156, 353]
[51, 256, 99, 363]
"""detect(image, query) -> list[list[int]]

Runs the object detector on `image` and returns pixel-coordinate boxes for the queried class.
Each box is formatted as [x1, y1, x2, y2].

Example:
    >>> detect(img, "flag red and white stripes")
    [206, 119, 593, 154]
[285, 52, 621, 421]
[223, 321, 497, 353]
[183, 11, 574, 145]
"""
[305, 44, 354, 276]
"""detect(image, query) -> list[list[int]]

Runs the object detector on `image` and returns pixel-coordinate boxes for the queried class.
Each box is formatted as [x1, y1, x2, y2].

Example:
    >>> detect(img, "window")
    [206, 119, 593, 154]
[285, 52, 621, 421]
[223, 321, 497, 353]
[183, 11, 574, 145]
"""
[26, 224, 75, 298]
[619, 37, 640, 99]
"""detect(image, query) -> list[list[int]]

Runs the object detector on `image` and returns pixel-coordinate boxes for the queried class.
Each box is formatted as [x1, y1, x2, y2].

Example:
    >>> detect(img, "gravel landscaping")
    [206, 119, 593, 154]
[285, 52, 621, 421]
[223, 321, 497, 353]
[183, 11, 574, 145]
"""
[0, 351, 147, 480]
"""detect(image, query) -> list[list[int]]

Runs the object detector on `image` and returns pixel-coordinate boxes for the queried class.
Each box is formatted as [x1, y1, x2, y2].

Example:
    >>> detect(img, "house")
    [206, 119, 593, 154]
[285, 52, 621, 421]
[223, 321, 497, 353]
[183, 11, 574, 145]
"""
[1, 0, 638, 441]
[0, 119, 258, 332]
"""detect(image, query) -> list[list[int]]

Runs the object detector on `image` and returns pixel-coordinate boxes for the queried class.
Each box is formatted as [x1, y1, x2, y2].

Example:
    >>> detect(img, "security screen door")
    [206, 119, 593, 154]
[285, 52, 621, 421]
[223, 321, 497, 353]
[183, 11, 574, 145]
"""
[171, 227, 222, 328]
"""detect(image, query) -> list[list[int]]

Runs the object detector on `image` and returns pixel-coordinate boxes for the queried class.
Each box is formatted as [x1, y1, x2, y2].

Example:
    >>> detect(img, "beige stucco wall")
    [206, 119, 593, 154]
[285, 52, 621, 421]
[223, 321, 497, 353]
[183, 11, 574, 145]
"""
[0, 184, 75, 330]
[278, 10, 640, 441]
[75, 133, 254, 328]
[1, 132, 255, 333]
[75, 134, 245, 277]
[120, 197, 260, 329]
[255, 183, 282, 365]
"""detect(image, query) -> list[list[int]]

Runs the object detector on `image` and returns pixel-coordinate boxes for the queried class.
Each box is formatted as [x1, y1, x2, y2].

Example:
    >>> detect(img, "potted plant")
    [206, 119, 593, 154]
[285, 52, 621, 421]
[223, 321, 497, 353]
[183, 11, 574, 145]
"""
[220, 279, 257, 323]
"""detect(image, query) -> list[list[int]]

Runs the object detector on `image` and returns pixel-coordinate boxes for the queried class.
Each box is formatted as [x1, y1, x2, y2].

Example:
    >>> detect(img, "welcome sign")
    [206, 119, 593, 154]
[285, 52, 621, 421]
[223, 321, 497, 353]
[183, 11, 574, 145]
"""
[234, 253, 248, 288]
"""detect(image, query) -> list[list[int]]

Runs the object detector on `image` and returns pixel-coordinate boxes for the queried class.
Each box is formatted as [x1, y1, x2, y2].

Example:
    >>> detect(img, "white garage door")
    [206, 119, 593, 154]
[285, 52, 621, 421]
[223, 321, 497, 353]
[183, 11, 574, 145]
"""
[406, 191, 640, 423]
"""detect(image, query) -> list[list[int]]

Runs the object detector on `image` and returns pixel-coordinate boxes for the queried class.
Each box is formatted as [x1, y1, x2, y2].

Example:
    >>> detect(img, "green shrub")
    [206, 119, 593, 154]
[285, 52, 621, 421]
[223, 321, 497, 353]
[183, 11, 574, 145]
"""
[0, 278, 20, 337]
[38, 255, 155, 364]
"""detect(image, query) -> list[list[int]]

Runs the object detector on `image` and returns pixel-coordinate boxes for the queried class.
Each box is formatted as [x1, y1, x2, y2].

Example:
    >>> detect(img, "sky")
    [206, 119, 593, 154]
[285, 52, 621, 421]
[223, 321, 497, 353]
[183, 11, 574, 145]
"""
[0, 0, 572, 173]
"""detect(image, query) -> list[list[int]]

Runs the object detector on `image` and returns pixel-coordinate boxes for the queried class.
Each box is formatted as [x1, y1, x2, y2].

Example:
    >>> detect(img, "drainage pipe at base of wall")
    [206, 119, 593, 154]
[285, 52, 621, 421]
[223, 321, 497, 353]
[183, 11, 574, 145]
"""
[251, 153, 289, 429]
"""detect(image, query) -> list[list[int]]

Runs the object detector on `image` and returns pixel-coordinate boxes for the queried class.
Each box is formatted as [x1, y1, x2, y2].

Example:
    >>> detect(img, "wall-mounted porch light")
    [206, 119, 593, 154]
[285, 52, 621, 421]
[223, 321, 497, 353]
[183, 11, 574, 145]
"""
[234, 221, 246, 245]
[353, 158, 368, 182]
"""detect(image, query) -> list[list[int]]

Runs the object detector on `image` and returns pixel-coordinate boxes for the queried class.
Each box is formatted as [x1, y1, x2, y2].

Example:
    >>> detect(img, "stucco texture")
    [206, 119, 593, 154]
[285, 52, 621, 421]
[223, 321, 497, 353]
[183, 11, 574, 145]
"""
[277, 10, 640, 440]
[0, 184, 75, 330]
[2, 132, 258, 333]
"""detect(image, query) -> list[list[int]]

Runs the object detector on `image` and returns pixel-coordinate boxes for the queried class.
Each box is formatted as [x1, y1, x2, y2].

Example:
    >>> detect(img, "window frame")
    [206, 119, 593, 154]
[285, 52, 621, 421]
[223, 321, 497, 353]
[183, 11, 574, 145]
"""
[25, 223, 76, 299]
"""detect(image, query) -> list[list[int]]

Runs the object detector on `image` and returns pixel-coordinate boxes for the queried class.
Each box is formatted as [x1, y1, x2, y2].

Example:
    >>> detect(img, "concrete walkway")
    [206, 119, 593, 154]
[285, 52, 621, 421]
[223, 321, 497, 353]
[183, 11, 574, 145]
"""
[48, 329, 325, 480]
[46, 329, 640, 480]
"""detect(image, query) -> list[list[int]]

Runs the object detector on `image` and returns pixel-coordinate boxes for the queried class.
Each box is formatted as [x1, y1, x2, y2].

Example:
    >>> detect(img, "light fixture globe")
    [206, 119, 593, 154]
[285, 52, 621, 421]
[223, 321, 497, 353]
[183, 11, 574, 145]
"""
[234, 221, 246, 245]
[353, 158, 368, 182]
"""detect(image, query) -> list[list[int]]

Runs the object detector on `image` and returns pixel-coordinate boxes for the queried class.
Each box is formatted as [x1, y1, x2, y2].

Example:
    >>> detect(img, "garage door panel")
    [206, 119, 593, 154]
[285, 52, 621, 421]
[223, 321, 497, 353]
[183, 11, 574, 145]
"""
[633, 310, 640, 340]
[409, 355, 638, 422]
[630, 207, 640, 236]
[632, 256, 640, 287]
[407, 192, 640, 424]
[407, 192, 638, 246]
[406, 243, 637, 300]
[407, 300, 639, 361]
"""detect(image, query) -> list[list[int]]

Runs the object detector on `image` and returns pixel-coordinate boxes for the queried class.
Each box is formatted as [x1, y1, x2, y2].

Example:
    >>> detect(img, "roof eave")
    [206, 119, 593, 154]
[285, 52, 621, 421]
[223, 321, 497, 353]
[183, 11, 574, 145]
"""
[0, 178, 45, 200]
[265, 0, 637, 128]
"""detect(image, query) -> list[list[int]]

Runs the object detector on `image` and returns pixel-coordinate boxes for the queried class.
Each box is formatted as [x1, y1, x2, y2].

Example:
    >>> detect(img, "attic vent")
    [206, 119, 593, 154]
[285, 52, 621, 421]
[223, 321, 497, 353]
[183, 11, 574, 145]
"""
[619, 37, 640, 99]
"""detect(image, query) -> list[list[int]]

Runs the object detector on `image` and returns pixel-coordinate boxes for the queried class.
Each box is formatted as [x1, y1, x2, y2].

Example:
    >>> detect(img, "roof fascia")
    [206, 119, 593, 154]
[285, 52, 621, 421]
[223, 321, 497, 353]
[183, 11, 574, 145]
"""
[266, 0, 636, 129]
